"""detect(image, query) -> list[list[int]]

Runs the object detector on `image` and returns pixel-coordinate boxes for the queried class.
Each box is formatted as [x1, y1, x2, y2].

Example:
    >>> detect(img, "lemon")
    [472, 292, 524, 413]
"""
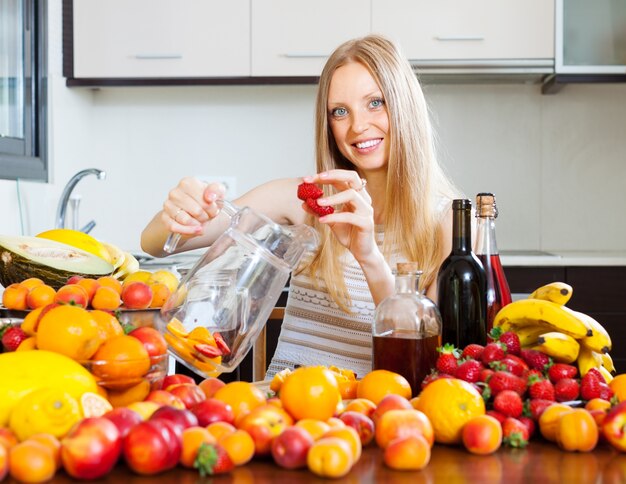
[9, 388, 82, 441]
[122, 270, 152, 286]
[80, 392, 113, 418]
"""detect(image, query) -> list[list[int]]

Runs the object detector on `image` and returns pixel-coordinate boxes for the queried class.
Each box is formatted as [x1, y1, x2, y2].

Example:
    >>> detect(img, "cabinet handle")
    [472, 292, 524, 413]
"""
[134, 54, 183, 60]
[283, 53, 329, 58]
[435, 36, 485, 42]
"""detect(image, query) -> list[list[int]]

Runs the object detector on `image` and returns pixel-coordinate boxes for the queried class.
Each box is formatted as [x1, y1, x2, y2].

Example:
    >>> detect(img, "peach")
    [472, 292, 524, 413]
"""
[1, 284, 28, 310]
[145, 390, 186, 409]
[326, 417, 346, 429]
[340, 398, 377, 418]
[539, 403, 572, 442]
[237, 404, 294, 456]
[121, 282, 153, 310]
[462, 415, 503, 455]
[96, 276, 122, 295]
[148, 282, 170, 309]
[126, 401, 161, 421]
[129, 327, 167, 358]
[180, 427, 216, 468]
[91, 286, 122, 311]
[371, 394, 413, 426]
[191, 398, 235, 426]
[25, 284, 56, 309]
[323, 426, 362, 462]
[20, 277, 44, 290]
[206, 421, 237, 441]
[295, 419, 332, 441]
[198, 377, 226, 399]
[54, 284, 89, 308]
[307, 437, 353, 478]
[339, 410, 375, 446]
[375, 409, 434, 449]
[383, 435, 431, 471]
[271, 426, 314, 469]
[219, 429, 256, 466]
[76, 278, 100, 303]
[167, 383, 206, 410]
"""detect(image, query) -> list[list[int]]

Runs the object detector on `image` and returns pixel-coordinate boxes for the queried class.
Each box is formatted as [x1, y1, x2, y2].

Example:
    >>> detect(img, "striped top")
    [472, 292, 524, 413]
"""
[265, 197, 451, 380]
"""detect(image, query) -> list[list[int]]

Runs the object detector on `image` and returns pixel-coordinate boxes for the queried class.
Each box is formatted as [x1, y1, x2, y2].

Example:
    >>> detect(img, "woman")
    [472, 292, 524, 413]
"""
[141, 34, 459, 378]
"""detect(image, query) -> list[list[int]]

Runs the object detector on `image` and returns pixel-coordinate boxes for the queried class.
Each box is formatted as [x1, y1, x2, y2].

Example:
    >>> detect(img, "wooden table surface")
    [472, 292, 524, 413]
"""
[13, 440, 625, 483]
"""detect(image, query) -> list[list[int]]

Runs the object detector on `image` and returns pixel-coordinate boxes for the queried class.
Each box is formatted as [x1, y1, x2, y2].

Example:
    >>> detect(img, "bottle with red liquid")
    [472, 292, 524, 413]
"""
[372, 262, 442, 396]
[475, 193, 512, 331]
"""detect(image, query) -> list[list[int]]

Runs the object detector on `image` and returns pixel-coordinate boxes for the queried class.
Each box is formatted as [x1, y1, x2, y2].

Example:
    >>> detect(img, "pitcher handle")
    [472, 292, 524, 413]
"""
[163, 200, 240, 254]
[236, 287, 250, 334]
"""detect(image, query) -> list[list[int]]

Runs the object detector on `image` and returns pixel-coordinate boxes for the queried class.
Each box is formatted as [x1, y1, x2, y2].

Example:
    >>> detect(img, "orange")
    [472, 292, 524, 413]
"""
[91, 287, 122, 311]
[356, 369, 412, 405]
[9, 440, 56, 483]
[206, 422, 237, 441]
[295, 419, 332, 441]
[21, 306, 44, 336]
[213, 382, 266, 423]
[91, 334, 151, 389]
[280, 366, 341, 421]
[415, 378, 485, 445]
[27, 434, 62, 470]
[96, 276, 123, 296]
[609, 374, 626, 402]
[36, 305, 103, 360]
[219, 429, 255, 466]
[180, 427, 216, 468]
[90, 309, 124, 340]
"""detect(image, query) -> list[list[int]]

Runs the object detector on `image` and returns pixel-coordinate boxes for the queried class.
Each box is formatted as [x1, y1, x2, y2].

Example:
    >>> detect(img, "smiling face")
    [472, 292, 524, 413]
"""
[327, 61, 390, 173]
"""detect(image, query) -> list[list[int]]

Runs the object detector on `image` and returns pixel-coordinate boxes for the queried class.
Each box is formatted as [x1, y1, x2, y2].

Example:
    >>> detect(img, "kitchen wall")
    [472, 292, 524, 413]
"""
[1, 3, 625, 254]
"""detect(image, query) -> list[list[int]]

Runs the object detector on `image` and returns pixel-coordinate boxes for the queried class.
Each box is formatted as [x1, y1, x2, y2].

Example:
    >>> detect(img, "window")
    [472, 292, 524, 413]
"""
[0, 0, 47, 181]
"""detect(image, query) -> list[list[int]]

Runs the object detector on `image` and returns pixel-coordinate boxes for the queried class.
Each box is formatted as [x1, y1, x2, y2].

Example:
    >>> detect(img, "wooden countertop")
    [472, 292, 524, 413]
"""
[32, 440, 623, 483]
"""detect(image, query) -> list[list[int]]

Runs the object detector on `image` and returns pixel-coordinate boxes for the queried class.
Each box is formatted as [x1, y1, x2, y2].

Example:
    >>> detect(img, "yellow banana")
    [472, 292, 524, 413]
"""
[101, 242, 125, 270]
[493, 299, 590, 339]
[531, 332, 580, 364]
[529, 282, 573, 306]
[577, 345, 602, 377]
[515, 325, 548, 347]
[598, 366, 614, 384]
[112, 252, 139, 280]
[562, 307, 612, 353]
[600, 352, 615, 373]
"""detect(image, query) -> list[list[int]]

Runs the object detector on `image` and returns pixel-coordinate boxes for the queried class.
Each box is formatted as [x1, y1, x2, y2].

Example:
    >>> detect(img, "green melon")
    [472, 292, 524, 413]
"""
[0, 235, 114, 289]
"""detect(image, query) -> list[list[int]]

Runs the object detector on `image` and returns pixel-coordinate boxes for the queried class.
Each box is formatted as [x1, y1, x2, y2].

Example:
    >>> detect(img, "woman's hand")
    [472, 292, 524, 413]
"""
[161, 177, 226, 236]
[303, 170, 376, 264]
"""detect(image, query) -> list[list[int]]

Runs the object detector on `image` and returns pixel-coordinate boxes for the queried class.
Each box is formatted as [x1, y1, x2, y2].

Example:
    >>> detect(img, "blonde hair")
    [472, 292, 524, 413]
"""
[307, 34, 458, 311]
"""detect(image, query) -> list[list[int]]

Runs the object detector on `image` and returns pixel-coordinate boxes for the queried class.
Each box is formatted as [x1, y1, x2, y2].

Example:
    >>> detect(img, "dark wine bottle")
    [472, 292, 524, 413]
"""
[437, 199, 487, 347]
[475, 193, 512, 332]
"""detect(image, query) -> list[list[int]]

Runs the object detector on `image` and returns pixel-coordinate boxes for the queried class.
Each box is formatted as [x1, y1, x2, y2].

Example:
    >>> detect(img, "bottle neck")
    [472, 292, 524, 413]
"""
[452, 205, 472, 254]
[395, 273, 420, 294]
[475, 216, 499, 256]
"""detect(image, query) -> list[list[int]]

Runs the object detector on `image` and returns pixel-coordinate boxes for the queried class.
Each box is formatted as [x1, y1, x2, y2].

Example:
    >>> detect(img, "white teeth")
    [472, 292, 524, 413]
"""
[355, 139, 381, 149]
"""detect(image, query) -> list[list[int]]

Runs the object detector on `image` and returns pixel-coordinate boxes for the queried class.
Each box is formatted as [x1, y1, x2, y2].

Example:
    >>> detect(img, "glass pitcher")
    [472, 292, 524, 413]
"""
[159, 200, 318, 378]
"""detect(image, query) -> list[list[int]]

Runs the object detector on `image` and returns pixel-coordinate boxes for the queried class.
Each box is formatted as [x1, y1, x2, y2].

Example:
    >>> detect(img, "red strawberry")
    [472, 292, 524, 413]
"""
[599, 383, 614, 401]
[499, 355, 529, 377]
[488, 371, 527, 396]
[461, 344, 484, 360]
[527, 375, 556, 401]
[1, 325, 28, 352]
[548, 363, 578, 383]
[502, 417, 529, 448]
[480, 368, 495, 383]
[518, 416, 536, 439]
[486, 410, 506, 425]
[493, 390, 524, 418]
[481, 342, 507, 365]
[580, 370, 603, 401]
[436, 344, 460, 375]
[526, 398, 555, 421]
[498, 331, 522, 356]
[297, 182, 323, 201]
[305, 197, 334, 216]
[455, 359, 484, 383]
[521, 349, 552, 372]
[194, 443, 234, 476]
[554, 378, 579, 402]
[587, 367, 606, 384]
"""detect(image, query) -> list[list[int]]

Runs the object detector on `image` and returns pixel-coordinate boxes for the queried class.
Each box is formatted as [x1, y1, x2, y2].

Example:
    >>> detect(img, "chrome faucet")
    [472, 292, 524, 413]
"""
[55, 168, 107, 230]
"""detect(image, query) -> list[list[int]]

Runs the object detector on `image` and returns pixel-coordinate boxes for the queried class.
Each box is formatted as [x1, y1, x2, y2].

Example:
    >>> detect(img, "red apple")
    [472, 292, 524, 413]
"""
[371, 393, 413, 426]
[237, 404, 294, 456]
[149, 405, 198, 436]
[103, 407, 143, 439]
[121, 282, 153, 310]
[123, 419, 181, 475]
[162, 374, 196, 390]
[61, 417, 122, 479]
[145, 390, 186, 409]
[129, 327, 167, 357]
[339, 410, 375, 446]
[271, 426, 314, 469]
[168, 383, 206, 409]
[602, 401, 626, 451]
[191, 398, 235, 426]
[198, 377, 226, 398]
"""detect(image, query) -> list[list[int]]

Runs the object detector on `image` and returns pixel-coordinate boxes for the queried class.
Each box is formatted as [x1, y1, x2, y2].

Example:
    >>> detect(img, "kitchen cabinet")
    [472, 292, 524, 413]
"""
[505, 266, 626, 374]
[68, 0, 250, 79]
[372, 0, 554, 71]
[250, 0, 370, 77]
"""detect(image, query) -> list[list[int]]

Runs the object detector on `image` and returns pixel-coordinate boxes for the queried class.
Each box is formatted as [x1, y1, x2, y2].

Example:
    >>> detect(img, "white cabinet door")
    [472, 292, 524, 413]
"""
[372, 0, 554, 63]
[73, 0, 250, 78]
[251, 0, 371, 77]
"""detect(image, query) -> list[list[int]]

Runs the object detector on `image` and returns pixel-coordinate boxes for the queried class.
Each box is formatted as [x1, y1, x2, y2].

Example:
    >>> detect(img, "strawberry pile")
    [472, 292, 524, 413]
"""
[425, 328, 615, 448]
[297, 182, 334, 217]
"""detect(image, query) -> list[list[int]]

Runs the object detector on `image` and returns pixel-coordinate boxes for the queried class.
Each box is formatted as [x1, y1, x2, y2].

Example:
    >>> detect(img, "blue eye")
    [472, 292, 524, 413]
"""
[331, 107, 348, 117]
[370, 98, 384, 108]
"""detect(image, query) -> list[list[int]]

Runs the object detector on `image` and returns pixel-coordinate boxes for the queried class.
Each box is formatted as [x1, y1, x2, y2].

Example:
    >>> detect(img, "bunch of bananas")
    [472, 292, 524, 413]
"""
[493, 282, 614, 382]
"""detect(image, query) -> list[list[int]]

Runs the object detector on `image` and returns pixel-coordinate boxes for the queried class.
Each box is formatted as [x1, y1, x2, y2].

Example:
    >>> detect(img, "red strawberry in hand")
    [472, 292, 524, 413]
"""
[194, 443, 234, 476]
[435, 344, 460, 375]
[1, 325, 28, 352]
[305, 197, 334, 216]
[297, 182, 324, 201]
